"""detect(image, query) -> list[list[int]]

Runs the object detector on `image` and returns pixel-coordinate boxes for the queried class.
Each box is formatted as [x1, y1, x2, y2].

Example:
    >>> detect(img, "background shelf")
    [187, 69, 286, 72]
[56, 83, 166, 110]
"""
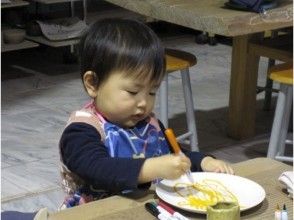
[2, 40, 39, 52]
[1, 0, 29, 8]
[28, 0, 81, 4]
[25, 35, 79, 47]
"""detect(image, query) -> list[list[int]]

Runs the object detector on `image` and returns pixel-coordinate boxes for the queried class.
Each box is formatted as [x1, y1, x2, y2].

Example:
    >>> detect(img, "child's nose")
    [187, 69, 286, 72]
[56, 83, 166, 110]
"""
[137, 97, 147, 109]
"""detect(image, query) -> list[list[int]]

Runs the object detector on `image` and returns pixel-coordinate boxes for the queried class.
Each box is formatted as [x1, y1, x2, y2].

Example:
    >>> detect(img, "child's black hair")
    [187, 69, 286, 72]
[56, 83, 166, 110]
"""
[79, 18, 166, 88]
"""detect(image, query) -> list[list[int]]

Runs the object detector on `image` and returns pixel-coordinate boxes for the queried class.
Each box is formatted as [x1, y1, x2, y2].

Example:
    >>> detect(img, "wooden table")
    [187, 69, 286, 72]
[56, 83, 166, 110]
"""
[103, 0, 293, 139]
[48, 158, 293, 220]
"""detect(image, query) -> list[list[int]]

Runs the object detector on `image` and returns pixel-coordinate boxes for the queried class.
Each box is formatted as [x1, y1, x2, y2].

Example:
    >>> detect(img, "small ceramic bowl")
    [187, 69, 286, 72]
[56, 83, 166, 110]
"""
[3, 29, 26, 44]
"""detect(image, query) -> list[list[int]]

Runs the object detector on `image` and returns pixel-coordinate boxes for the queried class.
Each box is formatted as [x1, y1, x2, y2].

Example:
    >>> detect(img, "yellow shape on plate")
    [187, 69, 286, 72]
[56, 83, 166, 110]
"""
[174, 179, 239, 210]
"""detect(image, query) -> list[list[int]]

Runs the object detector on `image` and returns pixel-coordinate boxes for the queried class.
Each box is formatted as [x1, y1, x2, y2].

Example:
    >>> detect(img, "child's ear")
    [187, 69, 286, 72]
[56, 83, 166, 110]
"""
[83, 71, 99, 98]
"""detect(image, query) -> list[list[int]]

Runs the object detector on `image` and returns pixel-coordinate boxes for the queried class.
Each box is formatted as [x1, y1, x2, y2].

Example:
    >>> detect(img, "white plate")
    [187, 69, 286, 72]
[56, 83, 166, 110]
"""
[156, 172, 265, 214]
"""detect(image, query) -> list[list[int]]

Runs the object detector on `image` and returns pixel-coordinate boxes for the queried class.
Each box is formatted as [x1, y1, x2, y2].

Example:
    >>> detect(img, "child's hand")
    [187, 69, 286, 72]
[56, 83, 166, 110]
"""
[200, 156, 234, 174]
[138, 154, 191, 183]
[156, 154, 192, 179]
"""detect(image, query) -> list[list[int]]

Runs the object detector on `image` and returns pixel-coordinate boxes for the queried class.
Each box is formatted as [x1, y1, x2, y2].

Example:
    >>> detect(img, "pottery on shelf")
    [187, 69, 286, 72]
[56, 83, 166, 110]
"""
[3, 29, 26, 44]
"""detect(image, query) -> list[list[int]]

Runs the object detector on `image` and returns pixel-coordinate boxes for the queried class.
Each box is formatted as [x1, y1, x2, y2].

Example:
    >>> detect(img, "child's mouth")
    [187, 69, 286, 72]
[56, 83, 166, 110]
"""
[132, 114, 145, 121]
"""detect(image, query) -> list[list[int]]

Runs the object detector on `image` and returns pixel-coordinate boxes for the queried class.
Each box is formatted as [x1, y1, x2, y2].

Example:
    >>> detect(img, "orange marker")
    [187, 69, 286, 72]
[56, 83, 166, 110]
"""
[164, 128, 194, 183]
[165, 128, 181, 154]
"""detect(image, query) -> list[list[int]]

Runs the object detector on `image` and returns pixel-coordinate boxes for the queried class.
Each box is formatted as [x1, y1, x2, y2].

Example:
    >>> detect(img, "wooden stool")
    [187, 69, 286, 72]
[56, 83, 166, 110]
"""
[267, 62, 293, 162]
[160, 48, 199, 151]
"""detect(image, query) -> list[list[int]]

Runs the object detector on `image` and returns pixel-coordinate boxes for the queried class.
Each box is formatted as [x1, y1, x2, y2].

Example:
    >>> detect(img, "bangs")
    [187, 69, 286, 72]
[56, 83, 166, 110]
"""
[113, 46, 166, 84]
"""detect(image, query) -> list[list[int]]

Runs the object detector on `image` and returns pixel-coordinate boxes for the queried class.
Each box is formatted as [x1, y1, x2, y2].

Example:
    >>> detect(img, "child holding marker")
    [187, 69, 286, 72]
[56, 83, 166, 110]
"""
[59, 18, 234, 208]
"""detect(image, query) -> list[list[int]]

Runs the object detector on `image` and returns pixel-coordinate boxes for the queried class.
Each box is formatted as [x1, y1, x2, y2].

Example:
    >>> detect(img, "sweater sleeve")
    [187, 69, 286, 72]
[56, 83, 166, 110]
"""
[59, 122, 146, 192]
[157, 120, 206, 172]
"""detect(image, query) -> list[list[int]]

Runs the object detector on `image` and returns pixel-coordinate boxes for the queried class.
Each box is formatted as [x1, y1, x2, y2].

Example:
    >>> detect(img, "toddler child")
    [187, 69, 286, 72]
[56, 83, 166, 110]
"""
[59, 18, 233, 208]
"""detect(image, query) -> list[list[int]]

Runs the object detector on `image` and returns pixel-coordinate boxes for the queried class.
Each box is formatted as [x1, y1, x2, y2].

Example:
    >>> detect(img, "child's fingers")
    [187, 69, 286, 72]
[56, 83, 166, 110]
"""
[214, 164, 234, 174]
[172, 154, 191, 167]
[226, 165, 234, 175]
[181, 161, 191, 173]
[180, 154, 192, 165]
[181, 156, 192, 172]
[172, 154, 191, 174]
[168, 154, 191, 172]
[221, 163, 234, 174]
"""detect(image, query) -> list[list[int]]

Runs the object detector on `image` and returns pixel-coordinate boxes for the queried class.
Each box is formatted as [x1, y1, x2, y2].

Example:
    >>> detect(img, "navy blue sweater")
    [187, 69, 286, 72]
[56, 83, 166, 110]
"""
[59, 122, 206, 193]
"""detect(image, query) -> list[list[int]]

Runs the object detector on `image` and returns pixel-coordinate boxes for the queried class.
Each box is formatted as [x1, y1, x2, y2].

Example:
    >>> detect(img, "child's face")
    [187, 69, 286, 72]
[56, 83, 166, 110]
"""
[94, 71, 160, 128]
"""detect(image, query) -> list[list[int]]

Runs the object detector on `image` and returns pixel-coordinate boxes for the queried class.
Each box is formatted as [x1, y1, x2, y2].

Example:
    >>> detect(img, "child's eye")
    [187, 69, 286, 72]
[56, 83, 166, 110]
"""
[149, 92, 156, 96]
[127, 91, 138, 95]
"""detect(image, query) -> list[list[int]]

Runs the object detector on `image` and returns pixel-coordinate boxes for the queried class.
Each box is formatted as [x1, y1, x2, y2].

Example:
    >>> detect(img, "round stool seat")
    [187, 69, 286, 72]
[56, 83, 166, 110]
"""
[165, 49, 197, 72]
[269, 62, 293, 85]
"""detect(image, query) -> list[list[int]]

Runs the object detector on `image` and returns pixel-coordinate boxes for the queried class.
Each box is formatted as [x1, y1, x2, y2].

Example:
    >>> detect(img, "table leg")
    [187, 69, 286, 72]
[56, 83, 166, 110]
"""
[228, 34, 261, 139]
